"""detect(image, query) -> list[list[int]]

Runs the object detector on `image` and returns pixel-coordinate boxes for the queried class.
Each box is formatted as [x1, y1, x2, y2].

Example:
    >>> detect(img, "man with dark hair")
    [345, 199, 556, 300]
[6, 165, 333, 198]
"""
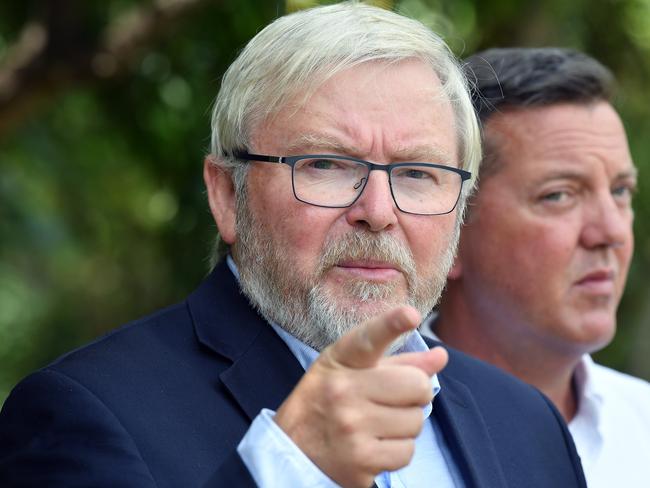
[428, 47, 650, 487]
[1, 9, 587, 487]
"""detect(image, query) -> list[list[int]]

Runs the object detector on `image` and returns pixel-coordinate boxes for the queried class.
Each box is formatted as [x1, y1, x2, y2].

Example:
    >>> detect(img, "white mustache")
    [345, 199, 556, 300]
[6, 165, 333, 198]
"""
[317, 230, 416, 283]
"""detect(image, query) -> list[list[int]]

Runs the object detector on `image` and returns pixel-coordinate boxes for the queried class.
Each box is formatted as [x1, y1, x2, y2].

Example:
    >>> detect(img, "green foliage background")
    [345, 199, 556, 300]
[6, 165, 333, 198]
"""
[1, 0, 649, 404]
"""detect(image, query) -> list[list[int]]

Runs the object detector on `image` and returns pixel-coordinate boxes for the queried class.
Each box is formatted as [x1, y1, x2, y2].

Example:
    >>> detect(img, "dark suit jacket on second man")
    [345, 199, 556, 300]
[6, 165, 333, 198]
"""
[0, 260, 587, 487]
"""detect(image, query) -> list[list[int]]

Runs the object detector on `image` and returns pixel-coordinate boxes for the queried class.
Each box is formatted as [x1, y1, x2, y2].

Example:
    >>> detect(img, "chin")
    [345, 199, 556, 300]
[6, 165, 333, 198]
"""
[332, 277, 406, 301]
[342, 291, 410, 315]
[568, 313, 617, 354]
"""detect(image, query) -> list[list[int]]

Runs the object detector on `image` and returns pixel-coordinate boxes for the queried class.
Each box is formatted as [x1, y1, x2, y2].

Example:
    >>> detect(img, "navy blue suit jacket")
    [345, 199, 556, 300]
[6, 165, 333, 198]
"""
[0, 260, 586, 487]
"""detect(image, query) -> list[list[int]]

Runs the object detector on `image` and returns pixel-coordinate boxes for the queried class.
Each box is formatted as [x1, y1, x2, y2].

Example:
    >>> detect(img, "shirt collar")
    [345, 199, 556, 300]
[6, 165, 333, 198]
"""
[573, 354, 605, 419]
[568, 354, 606, 466]
[226, 255, 441, 418]
[226, 254, 240, 280]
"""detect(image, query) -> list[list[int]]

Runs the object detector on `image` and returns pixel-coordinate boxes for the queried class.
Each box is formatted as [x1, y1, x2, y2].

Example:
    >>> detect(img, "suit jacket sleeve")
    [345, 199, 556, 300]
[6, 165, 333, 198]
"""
[0, 369, 256, 488]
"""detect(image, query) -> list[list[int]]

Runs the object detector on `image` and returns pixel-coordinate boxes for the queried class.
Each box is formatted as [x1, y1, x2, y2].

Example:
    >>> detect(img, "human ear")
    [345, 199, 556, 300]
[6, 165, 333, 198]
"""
[203, 155, 237, 244]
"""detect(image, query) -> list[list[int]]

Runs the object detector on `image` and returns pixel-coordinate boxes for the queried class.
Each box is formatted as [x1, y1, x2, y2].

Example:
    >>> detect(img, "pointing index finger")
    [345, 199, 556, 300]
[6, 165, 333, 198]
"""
[325, 306, 421, 369]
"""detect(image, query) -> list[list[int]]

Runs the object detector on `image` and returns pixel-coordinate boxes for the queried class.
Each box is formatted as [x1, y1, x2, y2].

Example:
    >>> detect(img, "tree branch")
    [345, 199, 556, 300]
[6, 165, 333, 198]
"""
[0, 0, 214, 140]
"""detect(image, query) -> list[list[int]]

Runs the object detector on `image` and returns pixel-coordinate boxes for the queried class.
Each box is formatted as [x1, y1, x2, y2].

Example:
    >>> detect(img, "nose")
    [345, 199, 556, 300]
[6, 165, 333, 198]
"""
[580, 192, 632, 250]
[345, 169, 398, 232]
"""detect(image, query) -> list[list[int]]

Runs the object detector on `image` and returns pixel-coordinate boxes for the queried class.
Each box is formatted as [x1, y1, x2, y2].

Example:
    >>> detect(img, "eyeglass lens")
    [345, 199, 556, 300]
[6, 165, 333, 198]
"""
[291, 156, 462, 215]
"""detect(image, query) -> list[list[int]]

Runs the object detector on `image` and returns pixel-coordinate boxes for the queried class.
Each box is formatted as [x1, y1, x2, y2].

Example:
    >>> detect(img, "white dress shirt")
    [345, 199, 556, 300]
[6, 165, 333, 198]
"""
[569, 355, 650, 488]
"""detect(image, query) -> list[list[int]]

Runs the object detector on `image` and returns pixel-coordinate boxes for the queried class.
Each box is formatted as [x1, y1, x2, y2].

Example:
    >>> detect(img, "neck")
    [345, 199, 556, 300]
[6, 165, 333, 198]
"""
[436, 292, 581, 421]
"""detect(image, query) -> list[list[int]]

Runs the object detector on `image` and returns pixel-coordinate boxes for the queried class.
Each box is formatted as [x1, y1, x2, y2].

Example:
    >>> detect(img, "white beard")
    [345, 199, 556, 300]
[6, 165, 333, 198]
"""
[233, 191, 458, 352]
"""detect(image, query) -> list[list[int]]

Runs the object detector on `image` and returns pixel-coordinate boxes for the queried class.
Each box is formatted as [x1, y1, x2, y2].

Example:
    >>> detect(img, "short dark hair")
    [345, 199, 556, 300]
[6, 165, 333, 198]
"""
[463, 48, 616, 177]
[464, 47, 615, 121]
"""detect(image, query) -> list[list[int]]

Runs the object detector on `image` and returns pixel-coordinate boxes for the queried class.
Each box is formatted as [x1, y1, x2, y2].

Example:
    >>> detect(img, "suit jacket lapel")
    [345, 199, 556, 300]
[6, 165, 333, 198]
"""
[434, 373, 508, 488]
[188, 261, 304, 421]
[219, 324, 305, 420]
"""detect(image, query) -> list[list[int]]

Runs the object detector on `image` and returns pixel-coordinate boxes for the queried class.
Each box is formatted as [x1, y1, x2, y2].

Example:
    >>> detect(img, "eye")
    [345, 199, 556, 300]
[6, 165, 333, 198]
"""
[392, 167, 435, 181]
[297, 157, 360, 173]
[540, 190, 567, 202]
[308, 159, 338, 170]
[536, 186, 579, 210]
[612, 183, 636, 200]
[402, 169, 429, 179]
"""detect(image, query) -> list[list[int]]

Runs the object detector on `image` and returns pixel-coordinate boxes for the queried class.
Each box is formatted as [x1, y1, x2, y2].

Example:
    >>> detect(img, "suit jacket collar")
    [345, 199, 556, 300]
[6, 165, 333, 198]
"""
[187, 260, 304, 419]
[434, 374, 508, 488]
[422, 335, 507, 488]
[188, 261, 506, 487]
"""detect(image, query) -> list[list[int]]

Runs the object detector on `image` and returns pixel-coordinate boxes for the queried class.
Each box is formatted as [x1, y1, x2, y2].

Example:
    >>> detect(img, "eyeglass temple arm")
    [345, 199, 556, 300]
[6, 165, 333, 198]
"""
[232, 151, 472, 182]
[231, 152, 282, 164]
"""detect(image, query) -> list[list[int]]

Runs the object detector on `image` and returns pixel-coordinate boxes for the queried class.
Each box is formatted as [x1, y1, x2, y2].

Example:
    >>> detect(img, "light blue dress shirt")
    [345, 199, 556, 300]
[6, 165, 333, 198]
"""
[229, 256, 464, 487]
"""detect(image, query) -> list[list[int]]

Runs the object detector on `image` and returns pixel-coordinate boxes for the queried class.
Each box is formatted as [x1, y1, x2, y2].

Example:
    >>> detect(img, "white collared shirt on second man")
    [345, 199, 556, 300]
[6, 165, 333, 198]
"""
[569, 355, 650, 488]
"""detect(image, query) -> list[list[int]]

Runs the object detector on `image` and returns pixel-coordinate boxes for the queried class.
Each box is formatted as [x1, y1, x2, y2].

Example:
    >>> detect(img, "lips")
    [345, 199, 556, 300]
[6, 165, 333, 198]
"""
[574, 269, 616, 295]
[334, 260, 402, 281]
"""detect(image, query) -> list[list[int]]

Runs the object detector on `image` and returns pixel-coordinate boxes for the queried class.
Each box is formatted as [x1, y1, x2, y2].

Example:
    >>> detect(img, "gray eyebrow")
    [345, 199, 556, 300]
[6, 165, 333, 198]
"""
[286, 133, 454, 165]
[285, 133, 356, 155]
[390, 145, 454, 165]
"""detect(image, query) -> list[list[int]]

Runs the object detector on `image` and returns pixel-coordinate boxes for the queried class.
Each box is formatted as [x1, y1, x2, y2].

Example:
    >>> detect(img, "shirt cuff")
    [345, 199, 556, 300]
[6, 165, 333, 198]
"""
[237, 408, 340, 488]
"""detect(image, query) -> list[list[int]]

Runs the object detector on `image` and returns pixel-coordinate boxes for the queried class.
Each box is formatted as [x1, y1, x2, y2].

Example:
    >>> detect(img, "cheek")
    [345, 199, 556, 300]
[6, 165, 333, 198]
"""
[475, 217, 576, 289]
[615, 237, 634, 288]
[406, 215, 457, 270]
[283, 211, 330, 262]
[620, 218, 634, 263]
[529, 231, 575, 266]
[251, 189, 344, 271]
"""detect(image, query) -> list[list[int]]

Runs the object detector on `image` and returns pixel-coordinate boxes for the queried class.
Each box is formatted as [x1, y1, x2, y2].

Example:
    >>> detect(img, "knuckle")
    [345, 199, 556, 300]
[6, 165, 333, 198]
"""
[400, 407, 424, 429]
[415, 369, 431, 390]
[350, 439, 375, 471]
[335, 408, 362, 437]
[413, 371, 432, 401]
[401, 439, 416, 463]
[322, 376, 352, 404]
[397, 440, 416, 468]
[405, 408, 425, 435]
[381, 440, 415, 472]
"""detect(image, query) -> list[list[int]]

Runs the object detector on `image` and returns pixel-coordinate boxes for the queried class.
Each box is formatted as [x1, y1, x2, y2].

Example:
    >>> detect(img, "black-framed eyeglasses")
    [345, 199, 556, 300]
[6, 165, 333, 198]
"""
[232, 151, 472, 216]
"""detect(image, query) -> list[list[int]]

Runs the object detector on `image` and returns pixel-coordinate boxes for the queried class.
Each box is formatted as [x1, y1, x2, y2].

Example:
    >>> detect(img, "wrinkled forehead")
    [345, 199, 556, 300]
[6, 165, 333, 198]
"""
[256, 62, 450, 144]
[249, 60, 458, 156]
